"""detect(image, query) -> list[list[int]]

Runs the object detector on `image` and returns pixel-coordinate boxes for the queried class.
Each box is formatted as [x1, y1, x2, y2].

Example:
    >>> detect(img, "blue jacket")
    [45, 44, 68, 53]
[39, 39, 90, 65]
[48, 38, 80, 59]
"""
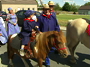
[37, 14, 60, 32]
[52, 12, 56, 18]
[20, 19, 37, 37]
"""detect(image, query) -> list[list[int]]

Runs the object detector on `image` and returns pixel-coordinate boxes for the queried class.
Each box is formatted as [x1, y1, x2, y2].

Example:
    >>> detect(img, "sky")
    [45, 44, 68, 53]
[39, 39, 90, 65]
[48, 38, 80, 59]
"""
[38, 0, 90, 7]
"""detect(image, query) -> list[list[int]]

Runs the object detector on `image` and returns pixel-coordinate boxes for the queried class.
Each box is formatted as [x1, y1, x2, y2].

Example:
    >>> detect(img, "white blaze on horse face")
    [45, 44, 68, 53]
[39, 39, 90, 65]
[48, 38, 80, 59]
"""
[11, 34, 18, 38]
[34, 47, 38, 53]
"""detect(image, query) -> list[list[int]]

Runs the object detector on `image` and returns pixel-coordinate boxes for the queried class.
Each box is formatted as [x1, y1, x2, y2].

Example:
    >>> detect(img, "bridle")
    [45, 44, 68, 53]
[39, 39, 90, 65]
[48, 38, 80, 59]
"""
[53, 38, 67, 50]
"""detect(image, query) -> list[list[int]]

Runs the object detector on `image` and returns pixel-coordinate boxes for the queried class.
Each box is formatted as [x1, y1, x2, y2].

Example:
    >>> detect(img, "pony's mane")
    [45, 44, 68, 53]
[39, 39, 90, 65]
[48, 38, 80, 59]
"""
[58, 30, 66, 43]
[35, 31, 66, 59]
[35, 31, 54, 59]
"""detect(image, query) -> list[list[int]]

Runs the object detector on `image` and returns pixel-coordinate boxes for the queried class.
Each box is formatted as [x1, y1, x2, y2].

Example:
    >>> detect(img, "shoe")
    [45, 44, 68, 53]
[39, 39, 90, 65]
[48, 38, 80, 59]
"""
[46, 65, 50, 67]
[20, 49, 25, 56]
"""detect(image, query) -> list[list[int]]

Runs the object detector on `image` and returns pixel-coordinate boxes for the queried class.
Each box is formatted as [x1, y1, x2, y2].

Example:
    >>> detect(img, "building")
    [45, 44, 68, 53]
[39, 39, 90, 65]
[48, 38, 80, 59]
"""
[0, 0, 38, 13]
[78, 5, 90, 15]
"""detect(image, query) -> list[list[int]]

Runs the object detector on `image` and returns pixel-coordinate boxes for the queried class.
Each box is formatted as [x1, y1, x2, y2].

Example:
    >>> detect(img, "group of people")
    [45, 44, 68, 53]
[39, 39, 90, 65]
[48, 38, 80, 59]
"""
[0, 1, 60, 67]
[0, 7, 20, 46]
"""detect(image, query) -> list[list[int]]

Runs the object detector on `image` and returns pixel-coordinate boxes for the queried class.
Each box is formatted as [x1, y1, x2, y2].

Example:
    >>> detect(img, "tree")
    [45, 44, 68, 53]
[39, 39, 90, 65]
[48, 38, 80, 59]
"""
[70, 3, 80, 12]
[54, 3, 61, 11]
[84, 2, 90, 6]
[62, 2, 71, 11]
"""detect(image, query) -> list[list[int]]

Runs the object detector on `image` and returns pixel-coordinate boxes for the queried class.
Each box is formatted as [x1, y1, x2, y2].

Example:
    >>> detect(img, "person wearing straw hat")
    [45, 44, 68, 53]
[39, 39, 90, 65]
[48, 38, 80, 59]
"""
[48, 1, 56, 17]
[37, 4, 60, 67]
[6, 7, 20, 36]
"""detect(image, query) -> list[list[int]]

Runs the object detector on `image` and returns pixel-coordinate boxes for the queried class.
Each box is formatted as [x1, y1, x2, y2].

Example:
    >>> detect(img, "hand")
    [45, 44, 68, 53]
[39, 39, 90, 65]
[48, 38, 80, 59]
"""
[35, 26, 39, 28]
[39, 32, 42, 34]
[0, 33, 2, 36]
[32, 29, 35, 32]
[13, 23, 17, 26]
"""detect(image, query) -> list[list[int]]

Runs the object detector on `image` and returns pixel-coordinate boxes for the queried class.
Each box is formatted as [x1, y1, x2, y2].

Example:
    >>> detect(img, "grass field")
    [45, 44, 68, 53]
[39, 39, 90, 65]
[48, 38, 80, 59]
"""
[56, 14, 90, 26]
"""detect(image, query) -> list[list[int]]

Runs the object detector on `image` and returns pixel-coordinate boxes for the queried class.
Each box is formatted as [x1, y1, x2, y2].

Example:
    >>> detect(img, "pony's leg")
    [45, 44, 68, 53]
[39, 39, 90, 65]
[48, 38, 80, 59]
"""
[21, 58, 29, 67]
[7, 47, 14, 66]
[38, 59, 43, 67]
[68, 41, 79, 64]
[9, 59, 14, 67]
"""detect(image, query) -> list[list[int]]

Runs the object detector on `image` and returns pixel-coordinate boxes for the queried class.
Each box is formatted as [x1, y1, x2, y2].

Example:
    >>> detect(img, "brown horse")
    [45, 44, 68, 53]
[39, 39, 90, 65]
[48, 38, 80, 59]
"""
[7, 31, 68, 67]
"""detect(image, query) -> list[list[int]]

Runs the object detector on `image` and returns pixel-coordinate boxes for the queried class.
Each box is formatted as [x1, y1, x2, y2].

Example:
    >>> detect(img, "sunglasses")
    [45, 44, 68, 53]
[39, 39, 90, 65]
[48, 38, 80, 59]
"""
[49, 5, 55, 7]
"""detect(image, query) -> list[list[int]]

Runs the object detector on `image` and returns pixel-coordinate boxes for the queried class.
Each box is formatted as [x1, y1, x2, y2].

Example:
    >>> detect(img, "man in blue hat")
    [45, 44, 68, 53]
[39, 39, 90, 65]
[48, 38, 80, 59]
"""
[19, 10, 38, 56]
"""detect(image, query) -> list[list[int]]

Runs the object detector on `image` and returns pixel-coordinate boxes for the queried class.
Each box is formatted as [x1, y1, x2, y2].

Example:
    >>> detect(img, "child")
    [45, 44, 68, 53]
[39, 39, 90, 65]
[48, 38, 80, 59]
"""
[19, 10, 38, 56]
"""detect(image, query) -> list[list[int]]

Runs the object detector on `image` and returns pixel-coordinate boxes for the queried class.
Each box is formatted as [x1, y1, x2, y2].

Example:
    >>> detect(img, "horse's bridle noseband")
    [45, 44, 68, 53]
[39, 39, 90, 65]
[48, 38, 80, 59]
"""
[53, 39, 67, 50]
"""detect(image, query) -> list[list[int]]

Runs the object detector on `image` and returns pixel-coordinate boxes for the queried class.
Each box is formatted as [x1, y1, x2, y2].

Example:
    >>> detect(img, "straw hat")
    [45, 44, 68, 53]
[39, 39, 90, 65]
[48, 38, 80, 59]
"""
[48, 1, 55, 5]
[43, 4, 50, 9]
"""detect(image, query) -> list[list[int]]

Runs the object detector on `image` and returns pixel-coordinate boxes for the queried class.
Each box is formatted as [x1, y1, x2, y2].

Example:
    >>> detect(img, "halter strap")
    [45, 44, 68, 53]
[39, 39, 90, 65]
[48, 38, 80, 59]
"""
[58, 47, 67, 50]
[53, 38, 67, 50]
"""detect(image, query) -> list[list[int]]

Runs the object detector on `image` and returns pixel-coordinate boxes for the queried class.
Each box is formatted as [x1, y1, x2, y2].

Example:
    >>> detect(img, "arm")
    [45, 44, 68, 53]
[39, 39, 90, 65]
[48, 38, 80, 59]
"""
[6, 14, 14, 24]
[36, 16, 42, 31]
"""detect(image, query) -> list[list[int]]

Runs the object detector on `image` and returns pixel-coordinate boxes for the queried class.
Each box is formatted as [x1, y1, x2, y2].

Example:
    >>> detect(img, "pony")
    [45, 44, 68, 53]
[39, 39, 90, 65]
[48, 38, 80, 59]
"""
[66, 18, 90, 64]
[7, 31, 68, 67]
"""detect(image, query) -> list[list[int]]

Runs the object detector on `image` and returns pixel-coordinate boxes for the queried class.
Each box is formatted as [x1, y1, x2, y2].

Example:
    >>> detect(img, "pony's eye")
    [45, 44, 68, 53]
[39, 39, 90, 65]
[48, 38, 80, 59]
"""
[58, 42, 62, 44]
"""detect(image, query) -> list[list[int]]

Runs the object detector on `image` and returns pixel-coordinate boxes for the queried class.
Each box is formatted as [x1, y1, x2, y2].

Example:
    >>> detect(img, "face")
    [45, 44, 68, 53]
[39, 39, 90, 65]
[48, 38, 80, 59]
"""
[43, 9, 50, 15]
[27, 14, 34, 19]
[30, 14, 34, 18]
[9, 10, 13, 13]
[53, 32, 68, 58]
[49, 5, 55, 10]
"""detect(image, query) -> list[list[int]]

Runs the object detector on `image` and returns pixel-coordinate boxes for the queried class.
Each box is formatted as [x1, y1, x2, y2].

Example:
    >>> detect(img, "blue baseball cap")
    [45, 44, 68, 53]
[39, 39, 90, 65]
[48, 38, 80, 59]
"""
[24, 10, 35, 18]
[8, 8, 13, 11]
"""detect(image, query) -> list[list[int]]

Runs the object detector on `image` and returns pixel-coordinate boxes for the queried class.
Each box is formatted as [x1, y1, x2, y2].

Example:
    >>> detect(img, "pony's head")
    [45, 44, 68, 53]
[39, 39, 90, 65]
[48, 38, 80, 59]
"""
[47, 31, 68, 58]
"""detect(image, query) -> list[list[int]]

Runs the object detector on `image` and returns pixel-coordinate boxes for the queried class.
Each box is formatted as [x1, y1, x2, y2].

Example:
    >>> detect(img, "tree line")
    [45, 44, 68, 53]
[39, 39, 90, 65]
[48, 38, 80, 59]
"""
[38, 2, 90, 12]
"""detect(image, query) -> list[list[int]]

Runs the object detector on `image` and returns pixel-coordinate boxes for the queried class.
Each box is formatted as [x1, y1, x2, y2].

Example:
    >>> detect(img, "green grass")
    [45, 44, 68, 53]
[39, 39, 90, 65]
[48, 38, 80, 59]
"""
[56, 14, 90, 26]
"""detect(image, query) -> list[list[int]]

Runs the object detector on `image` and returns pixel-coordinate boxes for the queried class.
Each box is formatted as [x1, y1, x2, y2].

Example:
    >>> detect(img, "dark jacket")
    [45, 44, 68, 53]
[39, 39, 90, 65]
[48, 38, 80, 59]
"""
[20, 19, 37, 37]
[37, 14, 60, 32]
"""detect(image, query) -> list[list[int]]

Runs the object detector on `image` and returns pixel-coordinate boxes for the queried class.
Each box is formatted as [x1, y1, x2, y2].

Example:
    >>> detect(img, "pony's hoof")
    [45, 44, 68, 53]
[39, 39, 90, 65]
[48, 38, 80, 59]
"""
[46, 65, 50, 67]
[70, 60, 77, 64]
